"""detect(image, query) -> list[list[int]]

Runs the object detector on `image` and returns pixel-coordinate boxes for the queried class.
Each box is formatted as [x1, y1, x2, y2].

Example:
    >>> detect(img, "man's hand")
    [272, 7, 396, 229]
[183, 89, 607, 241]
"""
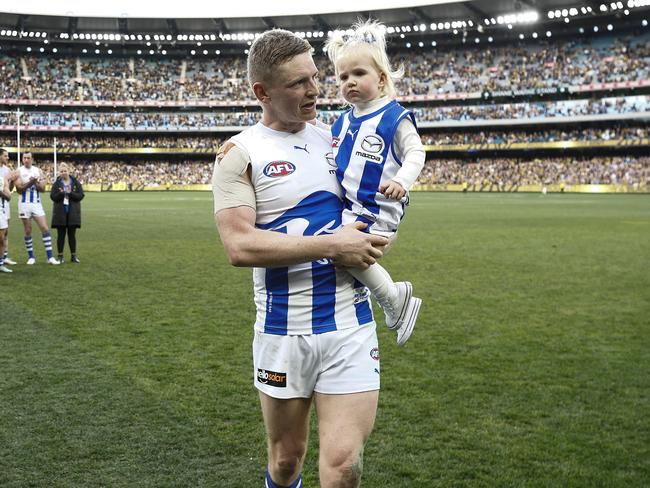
[330, 222, 388, 269]
[379, 180, 406, 200]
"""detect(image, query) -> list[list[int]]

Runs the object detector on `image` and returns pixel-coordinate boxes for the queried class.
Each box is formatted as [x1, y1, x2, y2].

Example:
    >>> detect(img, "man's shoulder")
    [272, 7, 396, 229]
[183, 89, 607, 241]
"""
[305, 121, 333, 148]
[232, 122, 262, 139]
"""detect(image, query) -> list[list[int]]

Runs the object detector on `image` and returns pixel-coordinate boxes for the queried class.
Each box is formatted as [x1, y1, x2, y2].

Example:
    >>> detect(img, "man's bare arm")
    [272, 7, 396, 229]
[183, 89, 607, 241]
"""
[13, 177, 29, 193]
[215, 206, 386, 269]
[0, 176, 11, 201]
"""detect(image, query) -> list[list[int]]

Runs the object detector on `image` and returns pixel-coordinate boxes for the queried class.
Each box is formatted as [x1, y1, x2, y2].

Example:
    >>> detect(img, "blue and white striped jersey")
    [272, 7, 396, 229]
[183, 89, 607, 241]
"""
[18, 165, 42, 204]
[331, 99, 416, 234]
[231, 122, 374, 336]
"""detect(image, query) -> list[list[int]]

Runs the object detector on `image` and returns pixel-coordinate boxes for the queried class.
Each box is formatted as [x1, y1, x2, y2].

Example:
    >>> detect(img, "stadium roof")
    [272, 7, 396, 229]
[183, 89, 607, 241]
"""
[0, 0, 648, 55]
[0, 0, 458, 18]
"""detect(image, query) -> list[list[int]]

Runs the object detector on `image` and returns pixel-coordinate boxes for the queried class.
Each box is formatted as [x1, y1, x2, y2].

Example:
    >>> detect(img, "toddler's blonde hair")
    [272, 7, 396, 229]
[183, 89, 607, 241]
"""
[324, 19, 403, 99]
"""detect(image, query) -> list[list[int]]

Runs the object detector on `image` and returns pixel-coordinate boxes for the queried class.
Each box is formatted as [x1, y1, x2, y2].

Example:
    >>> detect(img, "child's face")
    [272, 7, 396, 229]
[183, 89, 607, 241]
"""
[336, 51, 386, 105]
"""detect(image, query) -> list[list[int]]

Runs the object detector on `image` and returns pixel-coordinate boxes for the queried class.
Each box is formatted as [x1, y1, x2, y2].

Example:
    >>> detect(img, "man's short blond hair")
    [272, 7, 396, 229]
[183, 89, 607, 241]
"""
[247, 29, 312, 88]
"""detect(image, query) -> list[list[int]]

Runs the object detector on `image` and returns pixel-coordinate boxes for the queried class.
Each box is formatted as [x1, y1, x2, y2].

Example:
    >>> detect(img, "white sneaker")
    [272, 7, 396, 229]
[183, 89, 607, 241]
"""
[4, 257, 16, 265]
[26, 257, 36, 265]
[382, 282, 414, 330]
[48, 257, 60, 265]
[0, 265, 12, 273]
[396, 297, 422, 347]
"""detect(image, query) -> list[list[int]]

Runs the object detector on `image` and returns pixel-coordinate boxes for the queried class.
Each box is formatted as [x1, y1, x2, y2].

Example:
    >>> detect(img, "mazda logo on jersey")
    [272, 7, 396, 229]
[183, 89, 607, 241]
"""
[263, 161, 296, 178]
[360, 135, 385, 154]
[325, 152, 337, 167]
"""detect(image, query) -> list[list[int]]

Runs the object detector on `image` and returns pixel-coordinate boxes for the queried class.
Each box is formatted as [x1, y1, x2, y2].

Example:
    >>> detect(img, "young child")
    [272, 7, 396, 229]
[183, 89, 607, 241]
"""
[325, 20, 425, 346]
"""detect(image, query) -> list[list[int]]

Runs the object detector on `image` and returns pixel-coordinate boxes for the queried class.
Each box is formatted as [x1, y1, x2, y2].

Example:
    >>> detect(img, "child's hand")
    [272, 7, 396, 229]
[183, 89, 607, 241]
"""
[379, 180, 406, 200]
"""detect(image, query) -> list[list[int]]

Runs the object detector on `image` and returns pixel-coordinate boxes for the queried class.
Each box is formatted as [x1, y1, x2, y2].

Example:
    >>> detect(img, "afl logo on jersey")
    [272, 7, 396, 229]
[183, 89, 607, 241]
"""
[360, 134, 385, 154]
[264, 161, 296, 178]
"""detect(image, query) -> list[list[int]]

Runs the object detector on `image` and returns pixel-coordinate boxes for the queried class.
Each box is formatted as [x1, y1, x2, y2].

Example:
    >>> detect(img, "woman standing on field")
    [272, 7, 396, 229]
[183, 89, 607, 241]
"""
[50, 162, 84, 263]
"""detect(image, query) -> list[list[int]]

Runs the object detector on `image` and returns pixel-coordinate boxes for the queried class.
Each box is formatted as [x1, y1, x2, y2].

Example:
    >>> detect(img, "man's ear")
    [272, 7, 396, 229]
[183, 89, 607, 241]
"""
[252, 81, 270, 103]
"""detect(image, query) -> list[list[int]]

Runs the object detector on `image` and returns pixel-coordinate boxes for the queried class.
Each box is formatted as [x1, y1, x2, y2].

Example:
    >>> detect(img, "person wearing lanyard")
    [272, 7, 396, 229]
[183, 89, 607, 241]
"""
[50, 162, 85, 263]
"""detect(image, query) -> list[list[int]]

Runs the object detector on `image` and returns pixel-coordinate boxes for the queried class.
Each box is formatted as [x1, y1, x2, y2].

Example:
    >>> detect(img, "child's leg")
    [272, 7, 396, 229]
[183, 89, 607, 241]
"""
[348, 263, 416, 334]
[348, 263, 397, 306]
[347, 263, 421, 347]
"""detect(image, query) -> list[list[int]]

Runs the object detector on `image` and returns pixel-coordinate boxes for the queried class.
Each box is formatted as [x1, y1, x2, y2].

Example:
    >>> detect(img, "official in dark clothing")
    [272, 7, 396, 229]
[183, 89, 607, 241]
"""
[50, 163, 84, 263]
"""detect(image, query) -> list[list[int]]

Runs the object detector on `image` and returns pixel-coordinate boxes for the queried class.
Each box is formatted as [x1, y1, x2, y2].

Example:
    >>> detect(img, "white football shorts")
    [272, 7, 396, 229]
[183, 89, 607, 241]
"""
[1, 201, 10, 220]
[253, 323, 381, 399]
[0, 211, 7, 229]
[18, 202, 45, 219]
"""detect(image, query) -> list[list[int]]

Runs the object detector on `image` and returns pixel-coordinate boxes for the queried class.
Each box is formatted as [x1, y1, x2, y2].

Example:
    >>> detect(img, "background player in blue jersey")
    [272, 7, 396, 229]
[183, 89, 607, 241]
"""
[213, 29, 388, 488]
[325, 20, 426, 347]
[14, 152, 59, 265]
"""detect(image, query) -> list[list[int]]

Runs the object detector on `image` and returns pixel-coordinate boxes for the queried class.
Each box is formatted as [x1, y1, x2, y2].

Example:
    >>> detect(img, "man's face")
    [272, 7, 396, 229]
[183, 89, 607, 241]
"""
[0, 151, 8, 166]
[22, 153, 33, 167]
[263, 52, 320, 129]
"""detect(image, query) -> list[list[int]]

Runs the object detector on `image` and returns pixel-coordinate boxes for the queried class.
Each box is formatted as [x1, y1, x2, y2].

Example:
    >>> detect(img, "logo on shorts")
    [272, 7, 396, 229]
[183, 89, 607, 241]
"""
[263, 161, 296, 178]
[353, 286, 370, 304]
[257, 369, 287, 387]
[370, 347, 380, 361]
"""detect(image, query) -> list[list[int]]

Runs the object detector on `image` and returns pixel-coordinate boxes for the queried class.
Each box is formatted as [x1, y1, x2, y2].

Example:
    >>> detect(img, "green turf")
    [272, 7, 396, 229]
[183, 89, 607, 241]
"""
[1, 192, 648, 487]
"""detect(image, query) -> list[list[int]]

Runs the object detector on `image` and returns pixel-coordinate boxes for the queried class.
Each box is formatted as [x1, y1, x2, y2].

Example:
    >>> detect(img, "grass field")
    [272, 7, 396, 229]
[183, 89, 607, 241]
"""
[1, 191, 649, 487]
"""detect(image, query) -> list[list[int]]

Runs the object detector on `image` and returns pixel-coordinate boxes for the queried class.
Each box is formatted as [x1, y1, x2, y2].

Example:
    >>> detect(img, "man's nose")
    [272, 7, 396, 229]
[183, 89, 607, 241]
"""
[307, 77, 320, 96]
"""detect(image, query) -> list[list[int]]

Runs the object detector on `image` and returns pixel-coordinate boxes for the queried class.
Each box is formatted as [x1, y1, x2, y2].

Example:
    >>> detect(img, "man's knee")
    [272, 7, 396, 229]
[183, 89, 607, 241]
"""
[36, 218, 49, 233]
[323, 445, 364, 485]
[272, 455, 302, 480]
[269, 441, 307, 480]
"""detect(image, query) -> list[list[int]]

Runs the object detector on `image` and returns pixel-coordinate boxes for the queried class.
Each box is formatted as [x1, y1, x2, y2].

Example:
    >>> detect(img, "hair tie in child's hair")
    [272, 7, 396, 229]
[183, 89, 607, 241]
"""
[345, 31, 376, 44]
[360, 32, 376, 44]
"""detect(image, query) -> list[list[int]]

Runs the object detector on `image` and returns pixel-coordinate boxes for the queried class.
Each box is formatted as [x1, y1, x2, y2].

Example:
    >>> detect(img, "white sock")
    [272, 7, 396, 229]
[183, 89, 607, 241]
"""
[348, 263, 397, 305]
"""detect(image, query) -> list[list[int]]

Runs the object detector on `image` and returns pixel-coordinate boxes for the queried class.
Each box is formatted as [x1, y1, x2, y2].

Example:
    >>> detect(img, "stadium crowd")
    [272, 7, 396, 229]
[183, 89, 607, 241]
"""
[0, 32, 648, 101]
[0, 127, 645, 151]
[15, 156, 646, 190]
[36, 160, 214, 188]
[419, 156, 649, 189]
[1, 30, 647, 194]
[421, 126, 648, 145]
[0, 134, 223, 149]
[1, 95, 647, 130]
